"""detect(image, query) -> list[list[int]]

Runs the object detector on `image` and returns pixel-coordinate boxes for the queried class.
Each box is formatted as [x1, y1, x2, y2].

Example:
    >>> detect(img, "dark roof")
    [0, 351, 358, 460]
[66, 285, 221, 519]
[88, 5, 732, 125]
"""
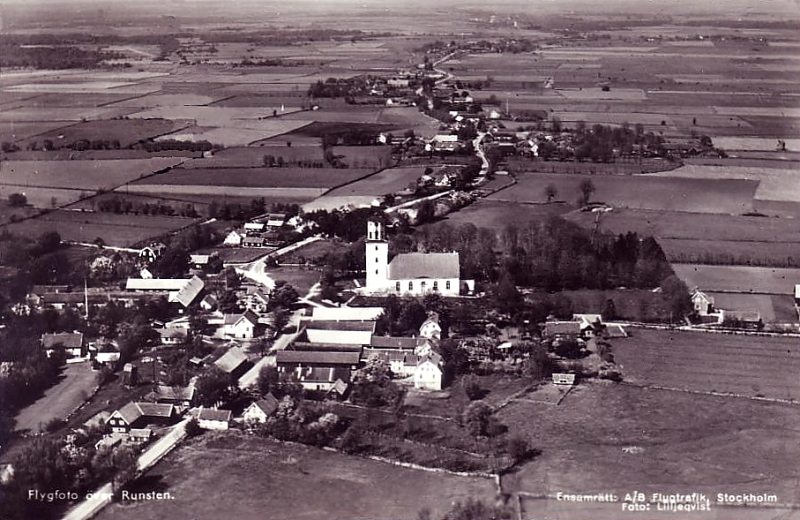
[369, 336, 427, 350]
[42, 332, 83, 349]
[544, 322, 581, 336]
[172, 276, 204, 308]
[31, 285, 71, 294]
[300, 319, 376, 332]
[277, 350, 362, 366]
[198, 408, 232, 422]
[153, 385, 194, 402]
[250, 394, 279, 416]
[111, 402, 174, 425]
[388, 253, 459, 280]
[300, 366, 352, 383]
[214, 346, 248, 373]
[290, 341, 363, 352]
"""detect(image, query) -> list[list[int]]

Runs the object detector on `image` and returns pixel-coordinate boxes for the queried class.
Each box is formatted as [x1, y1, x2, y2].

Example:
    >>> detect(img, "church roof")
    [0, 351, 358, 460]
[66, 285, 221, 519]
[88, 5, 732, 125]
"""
[388, 252, 459, 280]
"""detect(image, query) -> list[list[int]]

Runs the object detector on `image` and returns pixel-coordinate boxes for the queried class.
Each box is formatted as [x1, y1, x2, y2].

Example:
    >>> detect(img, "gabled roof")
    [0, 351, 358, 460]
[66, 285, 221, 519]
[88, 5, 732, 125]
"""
[388, 252, 459, 280]
[544, 321, 581, 337]
[198, 408, 232, 422]
[154, 385, 195, 402]
[170, 276, 204, 308]
[224, 310, 259, 327]
[690, 288, 714, 304]
[214, 346, 248, 373]
[110, 402, 174, 425]
[277, 350, 362, 366]
[329, 379, 349, 395]
[300, 319, 376, 332]
[369, 336, 428, 350]
[290, 341, 363, 352]
[418, 352, 443, 367]
[311, 306, 383, 321]
[41, 332, 83, 350]
[248, 394, 279, 416]
[126, 278, 191, 291]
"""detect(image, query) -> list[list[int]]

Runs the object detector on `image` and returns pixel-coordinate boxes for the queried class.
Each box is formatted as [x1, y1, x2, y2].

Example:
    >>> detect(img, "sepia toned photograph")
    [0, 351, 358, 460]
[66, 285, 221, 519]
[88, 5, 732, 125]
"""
[0, 0, 798, 519]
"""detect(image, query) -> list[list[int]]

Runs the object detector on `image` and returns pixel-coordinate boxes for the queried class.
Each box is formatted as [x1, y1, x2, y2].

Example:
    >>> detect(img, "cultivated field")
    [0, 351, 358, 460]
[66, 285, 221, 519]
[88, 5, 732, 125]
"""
[500, 382, 800, 507]
[706, 292, 798, 324]
[672, 264, 800, 295]
[3, 210, 198, 247]
[437, 200, 572, 230]
[17, 118, 190, 150]
[96, 433, 497, 520]
[0, 158, 185, 191]
[322, 166, 424, 197]
[137, 167, 375, 189]
[614, 328, 800, 399]
[489, 173, 759, 214]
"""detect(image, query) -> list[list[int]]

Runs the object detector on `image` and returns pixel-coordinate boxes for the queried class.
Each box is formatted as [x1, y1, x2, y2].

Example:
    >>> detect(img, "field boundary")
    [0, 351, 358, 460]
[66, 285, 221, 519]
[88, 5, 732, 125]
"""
[618, 381, 800, 405]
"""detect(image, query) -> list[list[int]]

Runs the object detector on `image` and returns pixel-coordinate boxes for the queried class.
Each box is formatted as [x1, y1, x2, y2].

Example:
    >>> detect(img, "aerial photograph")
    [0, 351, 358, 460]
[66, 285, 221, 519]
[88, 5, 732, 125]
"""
[0, 0, 798, 519]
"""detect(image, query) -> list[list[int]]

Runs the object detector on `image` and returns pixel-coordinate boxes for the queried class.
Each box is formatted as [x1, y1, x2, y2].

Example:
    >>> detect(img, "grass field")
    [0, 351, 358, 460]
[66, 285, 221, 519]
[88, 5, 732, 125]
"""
[96, 433, 497, 520]
[14, 361, 97, 434]
[614, 328, 800, 399]
[278, 238, 349, 265]
[137, 167, 373, 189]
[705, 292, 798, 324]
[436, 200, 572, 230]
[672, 264, 800, 295]
[0, 185, 94, 208]
[182, 146, 325, 169]
[0, 158, 184, 191]
[3, 210, 198, 247]
[489, 173, 759, 214]
[500, 382, 800, 505]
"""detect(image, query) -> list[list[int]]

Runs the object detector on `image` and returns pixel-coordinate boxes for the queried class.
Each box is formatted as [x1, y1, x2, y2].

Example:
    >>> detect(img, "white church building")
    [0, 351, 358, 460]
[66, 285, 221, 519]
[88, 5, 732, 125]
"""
[364, 221, 473, 296]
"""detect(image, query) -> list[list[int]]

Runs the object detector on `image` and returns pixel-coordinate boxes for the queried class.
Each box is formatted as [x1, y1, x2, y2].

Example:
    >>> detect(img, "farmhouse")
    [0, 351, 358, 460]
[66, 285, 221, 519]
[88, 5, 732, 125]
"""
[197, 408, 232, 430]
[691, 288, 715, 316]
[139, 242, 167, 264]
[223, 230, 243, 246]
[364, 221, 472, 296]
[148, 385, 195, 409]
[299, 319, 376, 346]
[241, 394, 279, 424]
[41, 332, 85, 358]
[106, 402, 175, 433]
[419, 312, 442, 339]
[221, 310, 261, 339]
[276, 350, 361, 391]
[414, 353, 444, 391]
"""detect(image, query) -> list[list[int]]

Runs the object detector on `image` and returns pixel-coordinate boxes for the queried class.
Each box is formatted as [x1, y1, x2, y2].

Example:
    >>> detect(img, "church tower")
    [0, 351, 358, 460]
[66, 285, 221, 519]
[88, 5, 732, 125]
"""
[365, 220, 388, 292]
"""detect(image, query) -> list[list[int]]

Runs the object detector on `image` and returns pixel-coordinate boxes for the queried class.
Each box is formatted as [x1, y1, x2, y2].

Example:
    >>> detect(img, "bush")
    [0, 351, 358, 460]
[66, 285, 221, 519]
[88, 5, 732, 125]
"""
[185, 418, 202, 437]
[462, 375, 485, 401]
[506, 435, 532, 464]
[44, 418, 66, 433]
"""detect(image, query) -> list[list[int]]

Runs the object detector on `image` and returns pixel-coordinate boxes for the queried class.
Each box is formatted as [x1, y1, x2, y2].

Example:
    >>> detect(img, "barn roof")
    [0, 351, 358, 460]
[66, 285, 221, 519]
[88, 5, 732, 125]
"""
[198, 408, 232, 422]
[388, 252, 459, 280]
[249, 394, 279, 416]
[111, 402, 174, 425]
[300, 319, 376, 332]
[214, 346, 248, 373]
[276, 350, 361, 366]
[41, 332, 83, 350]
[369, 336, 427, 350]
[170, 276, 204, 308]
[544, 321, 581, 337]
[126, 278, 191, 291]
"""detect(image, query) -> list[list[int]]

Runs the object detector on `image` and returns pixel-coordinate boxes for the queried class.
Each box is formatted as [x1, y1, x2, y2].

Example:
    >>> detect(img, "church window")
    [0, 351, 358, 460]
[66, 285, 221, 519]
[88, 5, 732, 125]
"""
[396, 282, 401, 292]
[433, 281, 438, 290]
[445, 280, 451, 290]
[408, 281, 413, 291]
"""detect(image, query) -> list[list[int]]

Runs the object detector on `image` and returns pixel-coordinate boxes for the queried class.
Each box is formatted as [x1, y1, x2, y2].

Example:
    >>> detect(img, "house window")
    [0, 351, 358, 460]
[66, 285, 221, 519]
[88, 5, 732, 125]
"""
[445, 280, 451, 290]
[433, 281, 438, 290]
[376, 257, 379, 263]
[375, 245, 378, 250]
[375, 270, 379, 275]
[396, 281, 401, 292]
[408, 281, 413, 291]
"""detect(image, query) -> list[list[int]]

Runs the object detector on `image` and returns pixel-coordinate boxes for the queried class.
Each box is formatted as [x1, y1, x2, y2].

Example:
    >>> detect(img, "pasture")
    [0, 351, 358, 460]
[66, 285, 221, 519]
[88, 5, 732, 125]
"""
[3, 210, 198, 247]
[140, 167, 373, 189]
[0, 158, 185, 191]
[672, 264, 799, 295]
[127, 184, 326, 201]
[706, 292, 798, 324]
[503, 384, 800, 519]
[95, 433, 497, 520]
[489, 173, 758, 214]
